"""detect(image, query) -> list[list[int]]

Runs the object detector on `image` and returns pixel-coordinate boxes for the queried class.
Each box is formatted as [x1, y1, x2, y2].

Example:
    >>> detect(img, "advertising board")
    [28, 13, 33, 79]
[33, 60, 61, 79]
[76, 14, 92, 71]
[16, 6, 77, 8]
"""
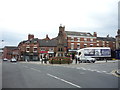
[84, 49, 111, 57]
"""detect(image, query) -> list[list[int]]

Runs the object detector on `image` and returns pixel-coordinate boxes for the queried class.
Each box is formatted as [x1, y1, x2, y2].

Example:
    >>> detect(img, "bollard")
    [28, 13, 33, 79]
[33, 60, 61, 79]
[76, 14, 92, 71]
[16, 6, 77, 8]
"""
[59, 59, 61, 64]
[52, 59, 53, 64]
[68, 60, 70, 64]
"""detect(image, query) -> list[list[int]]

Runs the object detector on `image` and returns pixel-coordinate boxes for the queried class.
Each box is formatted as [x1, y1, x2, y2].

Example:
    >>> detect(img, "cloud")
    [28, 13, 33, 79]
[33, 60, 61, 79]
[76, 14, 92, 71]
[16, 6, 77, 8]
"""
[0, 0, 119, 47]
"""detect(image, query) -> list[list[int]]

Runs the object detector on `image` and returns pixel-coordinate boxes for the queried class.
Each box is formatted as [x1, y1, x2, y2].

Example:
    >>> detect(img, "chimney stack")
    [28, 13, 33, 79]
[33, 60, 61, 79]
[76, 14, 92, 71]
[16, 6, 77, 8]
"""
[93, 32, 97, 37]
[28, 34, 34, 40]
[59, 24, 65, 32]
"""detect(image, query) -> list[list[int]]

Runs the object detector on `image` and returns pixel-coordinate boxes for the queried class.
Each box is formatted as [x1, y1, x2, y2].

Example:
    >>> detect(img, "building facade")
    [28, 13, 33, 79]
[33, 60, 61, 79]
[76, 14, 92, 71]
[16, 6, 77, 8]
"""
[65, 31, 97, 52]
[97, 36, 116, 50]
[18, 26, 67, 61]
[62, 28, 115, 52]
[3, 46, 18, 59]
[3, 25, 116, 61]
[18, 36, 40, 61]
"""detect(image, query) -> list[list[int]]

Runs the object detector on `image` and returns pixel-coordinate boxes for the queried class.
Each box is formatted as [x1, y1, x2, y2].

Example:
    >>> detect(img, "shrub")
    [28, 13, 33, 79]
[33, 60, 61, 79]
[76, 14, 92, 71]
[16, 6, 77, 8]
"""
[49, 57, 73, 64]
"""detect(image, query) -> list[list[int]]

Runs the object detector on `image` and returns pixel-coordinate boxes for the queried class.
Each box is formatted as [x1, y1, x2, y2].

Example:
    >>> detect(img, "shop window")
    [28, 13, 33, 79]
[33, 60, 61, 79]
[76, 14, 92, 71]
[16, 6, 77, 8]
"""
[58, 48, 63, 51]
[90, 39, 93, 42]
[77, 38, 80, 41]
[49, 48, 53, 51]
[71, 37, 74, 42]
[77, 43, 80, 49]
[26, 47, 30, 52]
[97, 44, 99, 47]
[71, 43, 74, 49]
[84, 38, 87, 42]
[33, 48, 37, 52]
[41, 48, 45, 51]
[84, 44, 87, 48]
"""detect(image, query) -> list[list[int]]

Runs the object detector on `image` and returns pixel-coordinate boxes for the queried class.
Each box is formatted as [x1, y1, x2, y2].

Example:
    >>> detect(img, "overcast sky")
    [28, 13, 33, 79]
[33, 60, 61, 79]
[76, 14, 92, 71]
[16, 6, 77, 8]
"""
[0, 0, 119, 48]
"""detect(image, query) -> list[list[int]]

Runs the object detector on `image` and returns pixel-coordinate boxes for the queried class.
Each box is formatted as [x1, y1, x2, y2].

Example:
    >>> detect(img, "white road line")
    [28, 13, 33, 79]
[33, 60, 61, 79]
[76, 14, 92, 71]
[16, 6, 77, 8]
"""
[81, 68, 86, 70]
[30, 68, 41, 72]
[47, 73, 82, 88]
[102, 71, 107, 73]
[96, 71, 101, 73]
[97, 71, 105, 73]
[87, 68, 92, 71]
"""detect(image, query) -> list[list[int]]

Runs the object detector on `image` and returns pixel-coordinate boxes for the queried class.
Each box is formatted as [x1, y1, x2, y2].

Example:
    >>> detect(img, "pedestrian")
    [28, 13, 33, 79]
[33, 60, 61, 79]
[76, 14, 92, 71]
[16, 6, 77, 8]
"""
[105, 58, 107, 62]
[75, 58, 77, 64]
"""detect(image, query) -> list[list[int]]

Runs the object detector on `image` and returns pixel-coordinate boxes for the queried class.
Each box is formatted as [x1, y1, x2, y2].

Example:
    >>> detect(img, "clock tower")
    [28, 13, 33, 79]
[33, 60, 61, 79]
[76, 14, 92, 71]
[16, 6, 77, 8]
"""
[55, 25, 67, 57]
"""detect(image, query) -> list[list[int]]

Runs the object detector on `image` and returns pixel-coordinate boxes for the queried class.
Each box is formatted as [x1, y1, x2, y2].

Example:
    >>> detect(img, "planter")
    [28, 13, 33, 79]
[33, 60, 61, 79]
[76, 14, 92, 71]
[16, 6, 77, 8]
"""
[49, 57, 72, 64]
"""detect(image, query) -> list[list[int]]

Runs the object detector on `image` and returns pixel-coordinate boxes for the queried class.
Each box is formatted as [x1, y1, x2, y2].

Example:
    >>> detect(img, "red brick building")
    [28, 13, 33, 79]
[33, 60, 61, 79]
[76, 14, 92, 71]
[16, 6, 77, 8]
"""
[97, 36, 116, 50]
[63, 30, 116, 52]
[65, 31, 97, 52]
[18, 26, 67, 61]
[3, 46, 18, 60]
[3, 25, 116, 61]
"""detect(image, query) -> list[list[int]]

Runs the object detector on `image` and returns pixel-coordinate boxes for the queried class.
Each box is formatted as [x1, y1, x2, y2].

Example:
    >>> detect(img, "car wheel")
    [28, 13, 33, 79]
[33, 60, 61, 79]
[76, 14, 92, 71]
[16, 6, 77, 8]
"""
[92, 61, 95, 63]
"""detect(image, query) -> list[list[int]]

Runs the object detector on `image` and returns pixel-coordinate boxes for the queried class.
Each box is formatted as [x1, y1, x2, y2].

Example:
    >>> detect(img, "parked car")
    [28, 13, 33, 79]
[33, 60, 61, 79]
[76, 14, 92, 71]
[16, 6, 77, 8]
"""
[3, 58, 8, 61]
[10, 58, 17, 62]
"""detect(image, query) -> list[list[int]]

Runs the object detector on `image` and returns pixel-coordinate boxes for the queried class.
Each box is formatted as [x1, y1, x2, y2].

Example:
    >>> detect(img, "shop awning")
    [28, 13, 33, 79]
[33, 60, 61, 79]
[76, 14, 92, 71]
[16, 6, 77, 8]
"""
[39, 51, 48, 53]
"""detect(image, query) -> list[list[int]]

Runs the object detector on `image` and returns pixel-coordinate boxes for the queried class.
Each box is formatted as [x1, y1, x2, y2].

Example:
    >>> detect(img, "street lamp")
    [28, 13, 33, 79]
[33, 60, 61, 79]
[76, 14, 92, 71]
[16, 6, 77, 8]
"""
[0, 40, 4, 59]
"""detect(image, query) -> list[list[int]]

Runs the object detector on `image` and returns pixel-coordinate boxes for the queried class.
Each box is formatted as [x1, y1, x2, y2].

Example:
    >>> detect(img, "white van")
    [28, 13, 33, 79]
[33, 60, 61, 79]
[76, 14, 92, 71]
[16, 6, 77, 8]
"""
[76, 47, 111, 63]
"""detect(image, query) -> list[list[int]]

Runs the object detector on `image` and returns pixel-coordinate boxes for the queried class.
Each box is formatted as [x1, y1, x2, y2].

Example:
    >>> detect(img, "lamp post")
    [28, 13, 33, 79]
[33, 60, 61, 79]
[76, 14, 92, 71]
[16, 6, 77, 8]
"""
[0, 40, 4, 59]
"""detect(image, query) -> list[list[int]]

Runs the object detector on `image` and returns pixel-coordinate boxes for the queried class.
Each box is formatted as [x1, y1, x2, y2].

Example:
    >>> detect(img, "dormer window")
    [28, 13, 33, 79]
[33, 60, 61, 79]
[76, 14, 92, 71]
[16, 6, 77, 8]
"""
[33, 47, 37, 52]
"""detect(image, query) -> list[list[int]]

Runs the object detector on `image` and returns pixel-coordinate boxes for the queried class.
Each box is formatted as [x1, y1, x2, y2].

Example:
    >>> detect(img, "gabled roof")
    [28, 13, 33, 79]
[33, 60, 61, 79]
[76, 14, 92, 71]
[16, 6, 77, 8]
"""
[19, 38, 39, 45]
[65, 31, 94, 37]
[38, 37, 67, 47]
[39, 39, 57, 47]
[97, 37, 115, 41]
[4, 46, 18, 49]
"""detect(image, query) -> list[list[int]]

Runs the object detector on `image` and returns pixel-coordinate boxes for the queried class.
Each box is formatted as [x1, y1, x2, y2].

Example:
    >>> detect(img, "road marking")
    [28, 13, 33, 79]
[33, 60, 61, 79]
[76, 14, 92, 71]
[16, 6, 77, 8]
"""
[30, 68, 41, 72]
[102, 71, 107, 73]
[81, 68, 86, 70]
[47, 73, 82, 88]
[96, 71, 101, 73]
[89, 69, 95, 72]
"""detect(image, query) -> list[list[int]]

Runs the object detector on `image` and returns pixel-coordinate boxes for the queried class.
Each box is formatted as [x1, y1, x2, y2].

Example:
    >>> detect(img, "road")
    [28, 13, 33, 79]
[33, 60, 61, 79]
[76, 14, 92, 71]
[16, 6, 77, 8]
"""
[2, 60, 119, 88]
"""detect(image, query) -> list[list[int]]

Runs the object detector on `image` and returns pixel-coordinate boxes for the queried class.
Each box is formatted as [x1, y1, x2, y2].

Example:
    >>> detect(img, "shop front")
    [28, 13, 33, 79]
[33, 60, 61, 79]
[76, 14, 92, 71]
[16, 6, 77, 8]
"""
[24, 52, 39, 61]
